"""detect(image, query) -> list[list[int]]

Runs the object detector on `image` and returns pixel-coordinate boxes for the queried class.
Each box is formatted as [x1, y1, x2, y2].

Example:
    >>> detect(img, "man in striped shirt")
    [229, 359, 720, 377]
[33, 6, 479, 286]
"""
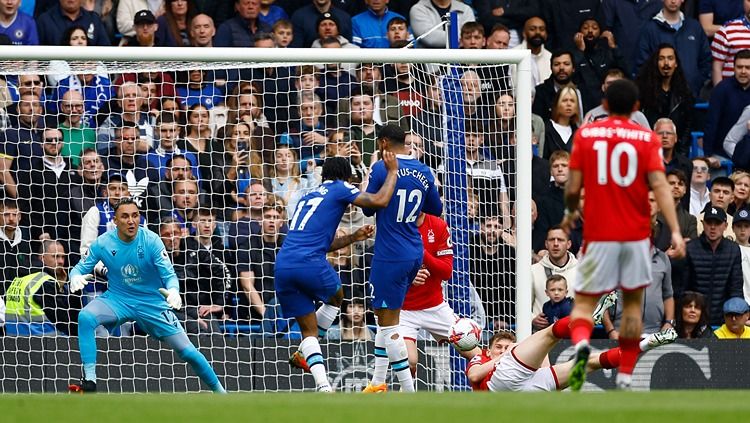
[711, 1, 750, 86]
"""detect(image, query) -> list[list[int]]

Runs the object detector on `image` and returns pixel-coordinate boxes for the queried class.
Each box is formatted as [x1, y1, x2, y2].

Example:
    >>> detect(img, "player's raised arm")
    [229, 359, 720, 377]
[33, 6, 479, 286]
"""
[353, 150, 399, 209]
[649, 170, 686, 258]
[328, 224, 375, 252]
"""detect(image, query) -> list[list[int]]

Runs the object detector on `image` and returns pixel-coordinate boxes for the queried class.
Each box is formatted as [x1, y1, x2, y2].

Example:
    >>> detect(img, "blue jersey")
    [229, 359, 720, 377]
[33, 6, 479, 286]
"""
[276, 179, 361, 265]
[0, 12, 39, 45]
[70, 227, 179, 304]
[364, 154, 442, 261]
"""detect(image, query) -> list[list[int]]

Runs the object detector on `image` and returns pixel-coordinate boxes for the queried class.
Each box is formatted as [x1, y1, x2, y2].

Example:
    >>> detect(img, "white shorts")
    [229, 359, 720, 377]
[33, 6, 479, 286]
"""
[399, 302, 457, 342]
[487, 347, 558, 392]
[575, 239, 652, 295]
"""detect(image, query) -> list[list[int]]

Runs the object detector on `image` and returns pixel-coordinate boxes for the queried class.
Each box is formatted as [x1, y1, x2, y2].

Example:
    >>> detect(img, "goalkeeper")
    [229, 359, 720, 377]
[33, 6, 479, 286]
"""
[67, 198, 225, 393]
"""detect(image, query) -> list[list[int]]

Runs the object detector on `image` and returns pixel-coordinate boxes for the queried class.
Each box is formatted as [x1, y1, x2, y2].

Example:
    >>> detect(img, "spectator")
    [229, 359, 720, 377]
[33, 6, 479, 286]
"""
[116, 0, 165, 38]
[103, 121, 159, 186]
[698, 0, 744, 38]
[347, 89, 380, 166]
[532, 50, 589, 122]
[189, 13, 216, 47]
[115, 71, 177, 112]
[145, 154, 199, 224]
[583, 69, 651, 127]
[665, 169, 699, 240]
[512, 16, 551, 87]
[0, 0, 39, 45]
[708, 53, 750, 166]
[37, 0, 110, 46]
[228, 179, 268, 248]
[280, 91, 329, 166]
[351, 0, 405, 49]
[465, 119, 511, 223]
[0, 92, 44, 199]
[0, 199, 33, 294]
[214, 0, 269, 47]
[674, 290, 715, 338]
[4, 239, 82, 336]
[338, 63, 405, 132]
[473, 0, 537, 48]
[49, 69, 115, 128]
[535, 151, 569, 247]
[710, 5, 750, 86]
[731, 206, 750, 305]
[719, 108, 750, 172]
[684, 206, 744, 326]
[183, 103, 224, 183]
[409, 0, 475, 49]
[729, 171, 750, 215]
[469, 215, 515, 330]
[689, 157, 711, 215]
[411, 74, 444, 169]
[166, 178, 200, 234]
[311, 12, 357, 50]
[696, 177, 738, 239]
[146, 113, 201, 182]
[385, 15, 409, 47]
[237, 204, 286, 322]
[572, 17, 629, 102]
[58, 90, 97, 167]
[486, 23, 511, 50]
[714, 297, 750, 338]
[636, 44, 695, 154]
[601, 0, 662, 73]
[541, 274, 573, 325]
[636, 0, 711, 97]
[315, 37, 358, 110]
[657, 118, 692, 184]
[15, 127, 75, 245]
[97, 82, 155, 153]
[330, 299, 374, 341]
[154, 0, 196, 46]
[266, 145, 315, 218]
[541, 0, 601, 52]
[69, 148, 105, 215]
[530, 226, 577, 326]
[271, 19, 293, 47]
[44, 25, 109, 90]
[258, 0, 288, 27]
[290, 0, 351, 48]
[121, 9, 160, 46]
[212, 123, 260, 215]
[175, 69, 224, 110]
[542, 84, 580, 159]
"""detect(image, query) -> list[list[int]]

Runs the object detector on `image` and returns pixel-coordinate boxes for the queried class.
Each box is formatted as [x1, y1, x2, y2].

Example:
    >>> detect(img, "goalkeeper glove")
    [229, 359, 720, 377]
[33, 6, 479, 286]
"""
[69, 274, 93, 293]
[159, 287, 183, 311]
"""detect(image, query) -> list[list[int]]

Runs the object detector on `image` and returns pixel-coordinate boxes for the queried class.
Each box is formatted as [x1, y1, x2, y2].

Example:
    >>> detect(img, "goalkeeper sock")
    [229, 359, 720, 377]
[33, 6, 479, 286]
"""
[551, 316, 571, 339]
[300, 336, 330, 390]
[371, 329, 389, 386]
[598, 347, 621, 369]
[382, 325, 414, 392]
[569, 318, 593, 345]
[77, 309, 99, 382]
[617, 337, 641, 376]
[315, 303, 339, 338]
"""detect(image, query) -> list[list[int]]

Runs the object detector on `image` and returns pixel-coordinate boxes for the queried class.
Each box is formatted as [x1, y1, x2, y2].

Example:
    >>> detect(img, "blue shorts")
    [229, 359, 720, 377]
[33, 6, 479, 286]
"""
[274, 262, 341, 318]
[95, 292, 184, 339]
[369, 257, 422, 310]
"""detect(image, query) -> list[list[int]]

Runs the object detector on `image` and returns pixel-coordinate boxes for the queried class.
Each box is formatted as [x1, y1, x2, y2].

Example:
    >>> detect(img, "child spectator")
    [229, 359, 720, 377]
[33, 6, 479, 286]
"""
[541, 275, 573, 324]
[272, 19, 293, 47]
[258, 0, 288, 28]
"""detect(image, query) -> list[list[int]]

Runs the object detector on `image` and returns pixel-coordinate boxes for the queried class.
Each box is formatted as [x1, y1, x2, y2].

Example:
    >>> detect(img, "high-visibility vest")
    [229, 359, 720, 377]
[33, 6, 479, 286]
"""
[4, 272, 55, 322]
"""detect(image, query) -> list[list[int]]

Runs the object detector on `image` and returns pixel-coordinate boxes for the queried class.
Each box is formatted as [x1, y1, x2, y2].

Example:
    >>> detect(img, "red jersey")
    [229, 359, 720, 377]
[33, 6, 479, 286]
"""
[466, 349, 493, 391]
[569, 117, 664, 241]
[402, 214, 454, 310]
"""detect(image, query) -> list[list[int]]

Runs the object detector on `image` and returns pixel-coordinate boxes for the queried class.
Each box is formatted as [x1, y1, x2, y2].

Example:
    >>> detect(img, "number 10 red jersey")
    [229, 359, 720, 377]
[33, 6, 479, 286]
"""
[569, 117, 664, 242]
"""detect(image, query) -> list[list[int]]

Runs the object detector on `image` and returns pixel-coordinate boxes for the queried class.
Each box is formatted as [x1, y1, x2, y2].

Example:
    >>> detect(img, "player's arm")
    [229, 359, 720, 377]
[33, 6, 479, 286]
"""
[649, 170, 686, 259]
[560, 169, 582, 233]
[466, 359, 498, 384]
[328, 224, 374, 252]
[353, 150, 399, 211]
[421, 223, 453, 281]
[151, 235, 179, 292]
[421, 179, 443, 217]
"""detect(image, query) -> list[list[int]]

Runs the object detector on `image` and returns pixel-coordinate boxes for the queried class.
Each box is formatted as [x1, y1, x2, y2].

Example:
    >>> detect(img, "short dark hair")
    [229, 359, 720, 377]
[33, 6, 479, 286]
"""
[546, 225, 569, 240]
[712, 176, 735, 191]
[113, 197, 139, 213]
[604, 79, 639, 116]
[736, 49, 750, 62]
[195, 207, 215, 218]
[166, 154, 190, 168]
[321, 157, 353, 181]
[551, 50, 575, 67]
[489, 23, 510, 36]
[0, 198, 19, 211]
[545, 274, 567, 288]
[253, 31, 275, 45]
[378, 123, 406, 146]
[488, 330, 516, 348]
[157, 111, 178, 127]
[666, 169, 688, 185]
[464, 119, 484, 135]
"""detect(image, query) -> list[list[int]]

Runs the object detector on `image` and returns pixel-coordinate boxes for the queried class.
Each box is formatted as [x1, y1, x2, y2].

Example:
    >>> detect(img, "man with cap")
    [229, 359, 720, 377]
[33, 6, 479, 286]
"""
[731, 207, 750, 307]
[714, 297, 750, 339]
[290, 0, 352, 48]
[311, 12, 357, 49]
[683, 205, 745, 326]
[696, 176, 737, 240]
[121, 10, 159, 47]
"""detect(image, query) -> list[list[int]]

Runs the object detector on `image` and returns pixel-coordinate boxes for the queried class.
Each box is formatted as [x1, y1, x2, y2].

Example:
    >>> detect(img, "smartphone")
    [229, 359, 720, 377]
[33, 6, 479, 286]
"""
[237, 141, 248, 151]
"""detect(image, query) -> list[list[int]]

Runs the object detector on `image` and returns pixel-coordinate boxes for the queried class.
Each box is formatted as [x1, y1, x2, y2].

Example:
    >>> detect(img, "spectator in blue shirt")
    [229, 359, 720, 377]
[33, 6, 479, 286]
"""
[214, 0, 271, 47]
[36, 0, 111, 46]
[258, 0, 288, 27]
[176, 69, 224, 110]
[0, 0, 38, 45]
[541, 274, 574, 324]
[48, 73, 115, 121]
[351, 0, 406, 48]
[146, 112, 202, 183]
[699, 0, 744, 38]
[315, 37, 358, 114]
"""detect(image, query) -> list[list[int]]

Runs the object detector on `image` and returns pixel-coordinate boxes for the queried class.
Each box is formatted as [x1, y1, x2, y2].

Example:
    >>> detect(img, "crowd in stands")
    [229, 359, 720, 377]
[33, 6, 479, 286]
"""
[0, 0, 750, 341]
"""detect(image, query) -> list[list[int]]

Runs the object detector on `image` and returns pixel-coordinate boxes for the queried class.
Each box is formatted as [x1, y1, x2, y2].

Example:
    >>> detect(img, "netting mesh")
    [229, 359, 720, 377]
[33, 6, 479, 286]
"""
[0, 57, 519, 392]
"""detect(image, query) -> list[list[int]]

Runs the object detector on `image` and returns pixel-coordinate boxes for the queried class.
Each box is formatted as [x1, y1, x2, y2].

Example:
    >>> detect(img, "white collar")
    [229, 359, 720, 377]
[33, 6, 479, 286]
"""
[0, 227, 22, 247]
[396, 154, 413, 159]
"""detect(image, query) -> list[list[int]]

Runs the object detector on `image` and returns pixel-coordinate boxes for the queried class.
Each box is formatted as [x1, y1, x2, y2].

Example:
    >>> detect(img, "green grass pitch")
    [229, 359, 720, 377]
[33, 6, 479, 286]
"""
[3, 391, 749, 422]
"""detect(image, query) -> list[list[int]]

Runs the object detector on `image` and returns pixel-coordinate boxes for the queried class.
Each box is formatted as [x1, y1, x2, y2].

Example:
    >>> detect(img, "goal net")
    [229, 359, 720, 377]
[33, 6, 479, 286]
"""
[0, 47, 532, 393]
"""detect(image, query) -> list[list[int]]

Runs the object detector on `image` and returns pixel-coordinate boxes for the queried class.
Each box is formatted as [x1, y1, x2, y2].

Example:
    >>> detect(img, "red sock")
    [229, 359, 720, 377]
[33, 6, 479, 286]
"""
[569, 318, 593, 345]
[551, 316, 571, 339]
[598, 347, 621, 369]
[618, 337, 640, 375]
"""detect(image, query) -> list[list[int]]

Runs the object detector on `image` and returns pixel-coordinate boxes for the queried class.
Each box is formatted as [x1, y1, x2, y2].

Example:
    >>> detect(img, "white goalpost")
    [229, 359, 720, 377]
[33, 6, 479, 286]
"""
[0, 46, 532, 392]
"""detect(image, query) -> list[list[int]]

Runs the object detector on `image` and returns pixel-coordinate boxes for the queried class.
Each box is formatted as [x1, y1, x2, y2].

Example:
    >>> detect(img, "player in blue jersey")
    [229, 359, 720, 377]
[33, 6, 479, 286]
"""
[276, 152, 399, 392]
[363, 124, 443, 393]
[66, 198, 225, 393]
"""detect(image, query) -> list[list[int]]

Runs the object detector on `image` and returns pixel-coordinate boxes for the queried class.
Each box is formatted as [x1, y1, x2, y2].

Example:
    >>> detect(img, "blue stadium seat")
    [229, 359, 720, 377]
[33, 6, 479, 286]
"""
[690, 131, 734, 174]
[4, 321, 58, 336]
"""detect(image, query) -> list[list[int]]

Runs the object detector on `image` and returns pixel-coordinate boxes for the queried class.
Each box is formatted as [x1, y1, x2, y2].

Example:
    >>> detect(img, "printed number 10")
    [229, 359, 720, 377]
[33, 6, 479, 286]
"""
[593, 140, 638, 187]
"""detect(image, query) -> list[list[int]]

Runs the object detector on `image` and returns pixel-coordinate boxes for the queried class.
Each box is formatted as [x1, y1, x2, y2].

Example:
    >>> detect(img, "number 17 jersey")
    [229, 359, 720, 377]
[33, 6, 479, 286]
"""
[569, 117, 664, 242]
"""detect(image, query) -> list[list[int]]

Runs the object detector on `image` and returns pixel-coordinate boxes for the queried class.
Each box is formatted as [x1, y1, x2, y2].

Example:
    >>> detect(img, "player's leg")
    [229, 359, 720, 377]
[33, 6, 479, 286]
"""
[316, 287, 343, 338]
[295, 311, 333, 392]
[398, 310, 421, 377]
[70, 298, 121, 392]
[616, 288, 644, 389]
[162, 332, 225, 393]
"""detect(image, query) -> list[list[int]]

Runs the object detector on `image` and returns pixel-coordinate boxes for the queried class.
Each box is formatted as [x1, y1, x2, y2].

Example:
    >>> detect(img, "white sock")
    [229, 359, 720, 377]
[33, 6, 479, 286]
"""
[300, 336, 330, 389]
[382, 325, 414, 392]
[616, 372, 632, 388]
[638, 337, 649, 352]
[371, 329, 389, 386]
[316, 303, 339, 338]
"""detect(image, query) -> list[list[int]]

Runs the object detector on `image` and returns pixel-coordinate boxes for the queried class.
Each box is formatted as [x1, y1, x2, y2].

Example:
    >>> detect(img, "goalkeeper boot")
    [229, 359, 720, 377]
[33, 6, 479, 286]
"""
[68, 379, 96, 394]
[362, 383, 387, 393]
[289, 350, 311, 373]
[592, 291, 618, 325]
[643, 327, 677, 351]
[569, 340, 590, 392]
